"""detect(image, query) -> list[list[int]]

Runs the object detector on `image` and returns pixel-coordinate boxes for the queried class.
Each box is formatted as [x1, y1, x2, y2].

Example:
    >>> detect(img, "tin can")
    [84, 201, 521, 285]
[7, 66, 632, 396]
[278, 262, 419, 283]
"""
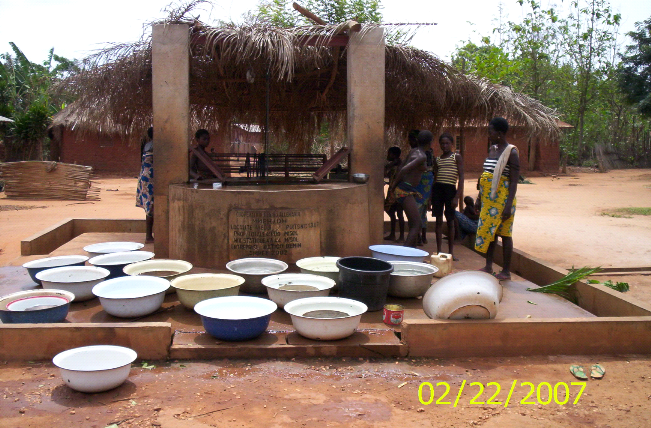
[212, 182, 222, 189]
[383, 304, 404, 325]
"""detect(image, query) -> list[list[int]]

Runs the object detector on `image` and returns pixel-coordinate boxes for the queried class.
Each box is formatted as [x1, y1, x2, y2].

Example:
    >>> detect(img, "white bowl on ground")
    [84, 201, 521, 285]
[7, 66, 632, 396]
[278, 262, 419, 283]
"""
[262, 273, 336, 309]
[422, 271, 502, 320]
[83, 242, 144, 258]
[295, 256, 340, 285]
[369, 245, 429, 263]
[89, 251, 155, 279]
[52, 345, 137, 393]
[226, 258, 288, 293]
[284, 297, 368, 340]
[36, 266, 111, 301]
[123, 259, 192, 294]
[388, 261, 439, 298]
[92, 276, 169, 318]
[23, 255, 89, 285]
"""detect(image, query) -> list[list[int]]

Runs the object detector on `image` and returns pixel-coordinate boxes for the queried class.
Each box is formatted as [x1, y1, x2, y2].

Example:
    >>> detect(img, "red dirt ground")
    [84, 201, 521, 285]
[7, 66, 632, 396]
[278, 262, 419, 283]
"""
[1, 168, 650, 427]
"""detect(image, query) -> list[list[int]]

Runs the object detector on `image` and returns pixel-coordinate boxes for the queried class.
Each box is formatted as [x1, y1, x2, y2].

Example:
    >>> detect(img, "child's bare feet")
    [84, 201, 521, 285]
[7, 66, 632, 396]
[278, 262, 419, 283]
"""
[495, 271, 511, 281]
[478, 266, 493, 275]
[384, 234, 396, 241]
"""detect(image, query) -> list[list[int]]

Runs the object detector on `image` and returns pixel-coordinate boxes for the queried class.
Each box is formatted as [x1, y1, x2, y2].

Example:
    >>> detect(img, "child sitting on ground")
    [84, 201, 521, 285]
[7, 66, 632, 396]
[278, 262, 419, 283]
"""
[455, 195, 480, 240]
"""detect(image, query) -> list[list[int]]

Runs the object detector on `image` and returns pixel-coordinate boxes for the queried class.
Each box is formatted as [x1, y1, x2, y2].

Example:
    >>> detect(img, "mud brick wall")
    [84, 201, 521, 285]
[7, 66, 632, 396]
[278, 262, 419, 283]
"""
[59, 129, 141, 174]
[439, 126, 560, 174]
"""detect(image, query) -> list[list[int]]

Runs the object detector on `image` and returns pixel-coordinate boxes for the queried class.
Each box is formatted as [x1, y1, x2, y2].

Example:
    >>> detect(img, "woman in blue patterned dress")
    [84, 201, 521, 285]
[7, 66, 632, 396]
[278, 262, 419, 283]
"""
[136, 127, 154, 243]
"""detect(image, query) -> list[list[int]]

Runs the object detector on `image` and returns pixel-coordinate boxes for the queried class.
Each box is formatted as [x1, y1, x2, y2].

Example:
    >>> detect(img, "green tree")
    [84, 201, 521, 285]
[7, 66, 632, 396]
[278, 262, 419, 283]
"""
[560, 0, 621, 160]
[451, 38, 518, 85]
[254, 0, 382, 27]
[506, 0, 561, 101]
[619, 17, 651, 117]
[0, 43, 78, 160]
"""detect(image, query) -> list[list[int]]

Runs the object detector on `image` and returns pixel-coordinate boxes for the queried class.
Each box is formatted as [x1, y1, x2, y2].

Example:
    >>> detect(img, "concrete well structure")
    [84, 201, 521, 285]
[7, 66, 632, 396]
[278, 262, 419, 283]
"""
[152, 24, 385, 266]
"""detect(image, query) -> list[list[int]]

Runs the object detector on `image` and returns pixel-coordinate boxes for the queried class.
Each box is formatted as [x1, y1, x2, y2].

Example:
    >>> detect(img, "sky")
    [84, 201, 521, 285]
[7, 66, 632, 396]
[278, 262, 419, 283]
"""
[0, 0, 649, 65]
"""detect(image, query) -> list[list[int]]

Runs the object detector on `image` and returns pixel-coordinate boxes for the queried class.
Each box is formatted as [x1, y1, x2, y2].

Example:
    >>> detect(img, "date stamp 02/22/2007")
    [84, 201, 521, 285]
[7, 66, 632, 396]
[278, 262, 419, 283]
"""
[418, 380, 587, 407]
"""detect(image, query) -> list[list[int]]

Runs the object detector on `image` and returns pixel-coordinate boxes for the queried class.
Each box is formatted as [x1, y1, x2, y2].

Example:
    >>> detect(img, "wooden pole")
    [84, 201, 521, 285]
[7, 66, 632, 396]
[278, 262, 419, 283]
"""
[292, 2, 326, 25]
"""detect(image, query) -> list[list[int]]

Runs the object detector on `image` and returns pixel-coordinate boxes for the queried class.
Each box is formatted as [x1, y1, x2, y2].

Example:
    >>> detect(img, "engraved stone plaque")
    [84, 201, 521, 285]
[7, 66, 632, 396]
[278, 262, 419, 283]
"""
[229, 209, 320, 262]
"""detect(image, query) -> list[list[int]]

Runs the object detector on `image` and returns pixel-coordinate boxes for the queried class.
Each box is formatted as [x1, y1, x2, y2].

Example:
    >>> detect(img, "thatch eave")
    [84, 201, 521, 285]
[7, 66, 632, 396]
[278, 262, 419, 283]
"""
[51, 20, 561, 150]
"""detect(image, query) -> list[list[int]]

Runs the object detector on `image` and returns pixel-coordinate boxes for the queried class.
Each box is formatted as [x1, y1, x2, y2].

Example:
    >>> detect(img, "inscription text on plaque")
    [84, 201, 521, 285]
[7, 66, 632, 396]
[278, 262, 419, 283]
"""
[229, 209, 320, 262]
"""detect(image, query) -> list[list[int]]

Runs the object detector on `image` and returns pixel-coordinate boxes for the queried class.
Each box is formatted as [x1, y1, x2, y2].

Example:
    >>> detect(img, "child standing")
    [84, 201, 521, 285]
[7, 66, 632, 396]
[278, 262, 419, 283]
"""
[384, 146, 405, 242]
[431, 133, 464, 260]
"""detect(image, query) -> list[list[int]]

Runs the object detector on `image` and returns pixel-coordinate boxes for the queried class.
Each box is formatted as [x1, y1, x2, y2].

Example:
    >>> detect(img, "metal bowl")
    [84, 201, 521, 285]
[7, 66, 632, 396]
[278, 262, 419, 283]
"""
[171, 273, 243, 309]
[295, 256, 340, 287]
[89, 251, 155, 279]
[83, 242, 144, 258]
[23, 255, 89, 286]
[92, 276, 169, 318]
[0, 289, 75, 323]
[262, 273, 335, 309]
[369, 245, 429, 263]
[123, 259, 192, 294]
[194, 296, 277, 341]
[225, 258, 288, 293]
[352, 173, 369, 184]
[284, 297, 367, 341]
[36, 266, 111, 302]
[388, 261, 438, 298]
[53, 345, 137, 393]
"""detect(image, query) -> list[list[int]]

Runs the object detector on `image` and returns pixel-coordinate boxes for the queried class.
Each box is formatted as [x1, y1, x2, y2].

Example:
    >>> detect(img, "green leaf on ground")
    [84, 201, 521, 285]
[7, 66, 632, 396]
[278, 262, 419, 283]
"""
[527, 266, 602, 302]
[602, 280, 629, 292]
[527, 301, 537, 305]
[141, 362, 155, 370]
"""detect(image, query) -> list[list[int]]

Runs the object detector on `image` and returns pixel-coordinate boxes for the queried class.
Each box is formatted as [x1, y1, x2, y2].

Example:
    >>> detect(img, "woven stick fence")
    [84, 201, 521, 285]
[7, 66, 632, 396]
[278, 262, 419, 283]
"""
[0, 161, 101, 201]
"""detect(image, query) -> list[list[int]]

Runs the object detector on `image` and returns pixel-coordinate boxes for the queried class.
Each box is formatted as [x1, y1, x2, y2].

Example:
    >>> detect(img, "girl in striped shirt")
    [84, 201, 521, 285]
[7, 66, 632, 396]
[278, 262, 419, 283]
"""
[432, 132, 464, 260]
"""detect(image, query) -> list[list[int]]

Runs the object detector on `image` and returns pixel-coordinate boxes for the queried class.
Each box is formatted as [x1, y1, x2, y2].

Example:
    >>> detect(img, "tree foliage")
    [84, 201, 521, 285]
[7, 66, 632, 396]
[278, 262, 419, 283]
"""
[619, 17, 651, 117]
[254, 0, 382, 27]
[0, 43, 78, 160]
[452, 0, 650, 168]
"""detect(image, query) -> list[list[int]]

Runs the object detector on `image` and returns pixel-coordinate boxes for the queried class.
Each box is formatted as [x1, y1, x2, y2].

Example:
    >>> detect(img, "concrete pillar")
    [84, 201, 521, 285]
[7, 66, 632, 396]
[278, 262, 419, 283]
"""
[152, 24, 190, 257]
[347, 27, 386, 244]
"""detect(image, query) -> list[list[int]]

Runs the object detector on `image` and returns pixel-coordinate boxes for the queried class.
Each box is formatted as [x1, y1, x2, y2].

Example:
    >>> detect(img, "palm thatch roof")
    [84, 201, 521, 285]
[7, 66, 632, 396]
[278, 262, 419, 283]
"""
[52, 16, 561, 151]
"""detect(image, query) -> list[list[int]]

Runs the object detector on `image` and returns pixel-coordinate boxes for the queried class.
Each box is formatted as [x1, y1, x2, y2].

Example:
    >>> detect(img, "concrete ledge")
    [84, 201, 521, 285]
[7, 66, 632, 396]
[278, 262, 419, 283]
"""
[170, 329, 407, 359]
[0, 323, 171, 361]
[402, 317, 651, 357]
[21, 218, 75, 256]
[462, 239, 651, 317]
[21, 218, 146, 256]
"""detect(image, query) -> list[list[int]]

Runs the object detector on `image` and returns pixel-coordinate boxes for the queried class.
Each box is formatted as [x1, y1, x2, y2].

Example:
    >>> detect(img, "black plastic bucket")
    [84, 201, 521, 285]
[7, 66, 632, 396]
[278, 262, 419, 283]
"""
[336, 257, 394, 311]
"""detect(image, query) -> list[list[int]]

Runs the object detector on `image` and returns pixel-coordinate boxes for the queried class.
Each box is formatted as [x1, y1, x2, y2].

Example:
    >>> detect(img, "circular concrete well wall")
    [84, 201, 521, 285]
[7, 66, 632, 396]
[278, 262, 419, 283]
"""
[169, 183, 371, 268]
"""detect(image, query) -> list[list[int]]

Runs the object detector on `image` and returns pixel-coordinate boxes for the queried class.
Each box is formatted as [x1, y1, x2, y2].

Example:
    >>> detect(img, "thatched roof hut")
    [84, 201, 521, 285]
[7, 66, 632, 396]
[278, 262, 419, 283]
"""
[52, 17, 561, 152]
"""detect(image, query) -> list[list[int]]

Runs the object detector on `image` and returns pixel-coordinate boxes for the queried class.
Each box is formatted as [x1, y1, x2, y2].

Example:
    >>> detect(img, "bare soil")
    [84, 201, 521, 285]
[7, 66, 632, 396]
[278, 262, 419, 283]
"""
[1, 168, 650, 427]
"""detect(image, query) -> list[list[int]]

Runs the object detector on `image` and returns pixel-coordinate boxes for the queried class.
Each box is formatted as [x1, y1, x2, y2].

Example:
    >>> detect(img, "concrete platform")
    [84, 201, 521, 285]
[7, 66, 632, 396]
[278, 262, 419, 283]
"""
[1, 229, 598, 360]
[4, 223, 651, 360]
